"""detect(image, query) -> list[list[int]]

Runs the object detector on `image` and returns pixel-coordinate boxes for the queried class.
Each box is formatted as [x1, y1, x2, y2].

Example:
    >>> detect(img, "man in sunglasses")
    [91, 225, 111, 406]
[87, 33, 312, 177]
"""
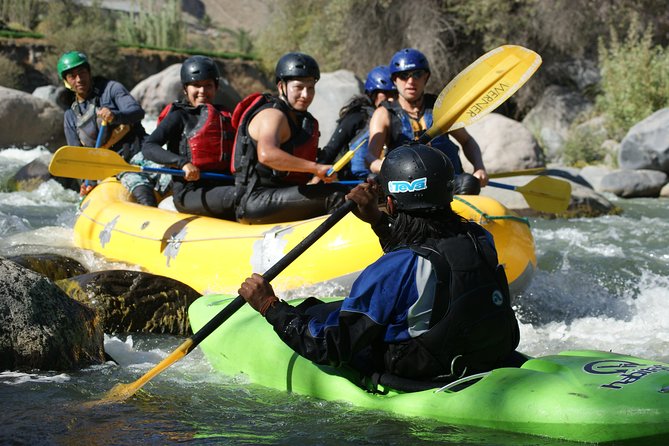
[366, 48, 488, 194]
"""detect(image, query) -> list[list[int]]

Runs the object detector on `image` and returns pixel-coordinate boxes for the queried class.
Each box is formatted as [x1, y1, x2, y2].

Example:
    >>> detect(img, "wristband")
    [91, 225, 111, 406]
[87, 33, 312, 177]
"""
[259, 295, 279, 316]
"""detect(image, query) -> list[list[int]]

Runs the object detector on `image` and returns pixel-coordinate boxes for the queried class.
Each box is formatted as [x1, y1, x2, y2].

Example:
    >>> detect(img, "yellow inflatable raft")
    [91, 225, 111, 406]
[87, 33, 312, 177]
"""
[74, 179, 536, 295]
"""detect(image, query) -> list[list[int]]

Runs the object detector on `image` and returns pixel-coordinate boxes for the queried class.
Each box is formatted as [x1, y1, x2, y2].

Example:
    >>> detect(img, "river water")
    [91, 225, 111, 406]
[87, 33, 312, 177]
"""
[1, 143, 668, 445]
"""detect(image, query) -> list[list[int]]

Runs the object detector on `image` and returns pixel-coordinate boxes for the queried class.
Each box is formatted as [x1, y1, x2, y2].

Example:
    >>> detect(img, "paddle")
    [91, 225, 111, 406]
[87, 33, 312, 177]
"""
[84, 120, 108, 189]
[487, 176, 571, 213]
[418, 45, 542, 143]
[327, 45, 542, 176]
[96, 199, 357, 404]
[489, 168, 546, 178]
[49, 146, 233, 181]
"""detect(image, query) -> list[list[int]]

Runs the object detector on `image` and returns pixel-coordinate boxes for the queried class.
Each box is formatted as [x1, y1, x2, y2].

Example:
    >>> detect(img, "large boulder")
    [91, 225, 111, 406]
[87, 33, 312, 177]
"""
[599, 169, 668, 198]
[7, 153, 78, 192]
[130, 63, 242, 116]
[32, 85, 72, 110]
[618, 108, 669, 173]
[522, 85, 592, 161]
[310, 70, 363, 147]
[0, 258, 105, 371]
[57, 270, 200, 335]
[7, 253, 88, 281]
[462, 113, 544, 174]
[0, 86, 66, 150]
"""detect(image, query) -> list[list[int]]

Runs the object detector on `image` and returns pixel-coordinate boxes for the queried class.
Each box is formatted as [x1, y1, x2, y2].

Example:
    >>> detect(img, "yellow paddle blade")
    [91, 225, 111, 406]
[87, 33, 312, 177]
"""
[517, 176, 572, 213]
[49, 146, 141, 180]
[91, 338, 194, 405]
[426, 45, 542, 139]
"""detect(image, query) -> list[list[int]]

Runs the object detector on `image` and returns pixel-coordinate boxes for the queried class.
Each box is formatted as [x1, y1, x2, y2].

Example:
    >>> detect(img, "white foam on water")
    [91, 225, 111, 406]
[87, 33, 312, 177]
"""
[519, 269, 669, 362]
[0, 370, 71, 385]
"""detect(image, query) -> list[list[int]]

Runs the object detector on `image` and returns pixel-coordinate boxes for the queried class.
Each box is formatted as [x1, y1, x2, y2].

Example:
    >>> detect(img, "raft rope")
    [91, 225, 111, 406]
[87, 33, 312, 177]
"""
[454, 196, 530, 227]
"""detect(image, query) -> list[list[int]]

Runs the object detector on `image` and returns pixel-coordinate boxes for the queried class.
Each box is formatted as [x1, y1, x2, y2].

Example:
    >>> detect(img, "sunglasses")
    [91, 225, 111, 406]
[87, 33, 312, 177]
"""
[395, 70, 427, 81]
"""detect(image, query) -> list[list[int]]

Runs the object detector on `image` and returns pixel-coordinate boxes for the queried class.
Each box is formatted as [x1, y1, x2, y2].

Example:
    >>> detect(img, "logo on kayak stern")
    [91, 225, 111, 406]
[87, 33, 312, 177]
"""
[388, 177, 427, 193]
[583, 360, 669, 390]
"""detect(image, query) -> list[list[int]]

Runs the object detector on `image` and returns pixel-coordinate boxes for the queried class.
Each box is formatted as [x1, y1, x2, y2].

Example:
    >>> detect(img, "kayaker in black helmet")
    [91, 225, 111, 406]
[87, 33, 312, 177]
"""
[232, 52, 352, 224]
[239, 143, 522, 389]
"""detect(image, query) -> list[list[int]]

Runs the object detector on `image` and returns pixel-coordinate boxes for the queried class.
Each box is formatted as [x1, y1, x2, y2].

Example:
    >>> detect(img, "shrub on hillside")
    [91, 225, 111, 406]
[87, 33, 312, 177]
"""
[596, 16, 669, 139]
[116, 0, 184, 49]
[0, 0, 41, 30]
[0, 53, 22, 89]
[37, 0, 123, 84]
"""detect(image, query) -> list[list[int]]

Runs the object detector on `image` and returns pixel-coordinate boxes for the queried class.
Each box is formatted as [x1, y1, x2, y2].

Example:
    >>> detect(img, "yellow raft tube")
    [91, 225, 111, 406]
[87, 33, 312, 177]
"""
[74, 179, 536, 295]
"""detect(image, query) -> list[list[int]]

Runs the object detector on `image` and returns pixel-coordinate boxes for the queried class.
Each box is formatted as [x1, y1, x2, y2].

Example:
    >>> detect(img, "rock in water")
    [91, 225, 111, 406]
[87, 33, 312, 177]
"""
[0, 258, 105, 371]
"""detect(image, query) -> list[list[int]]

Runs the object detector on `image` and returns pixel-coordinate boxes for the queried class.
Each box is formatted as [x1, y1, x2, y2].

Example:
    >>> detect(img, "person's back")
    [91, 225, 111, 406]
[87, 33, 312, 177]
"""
[238, 143, 520, 385]
[319, 65, 398, 180]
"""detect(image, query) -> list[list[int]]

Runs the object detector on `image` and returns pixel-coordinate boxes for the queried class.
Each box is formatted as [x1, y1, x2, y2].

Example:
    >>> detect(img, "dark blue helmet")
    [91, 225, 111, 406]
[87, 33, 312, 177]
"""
[389, 48, 430, 75]
[364, 65, 396, 94]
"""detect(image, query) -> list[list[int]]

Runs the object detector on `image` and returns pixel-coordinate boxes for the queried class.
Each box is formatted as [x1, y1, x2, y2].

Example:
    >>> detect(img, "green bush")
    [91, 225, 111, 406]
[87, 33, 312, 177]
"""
[38, 0, 123, 83]
[116, 0, 184, 49]
[562, 124, 609, 167]
[0, 53, 22, 88]
[596, 15, 669, 139]
[0, 0, 41, 30]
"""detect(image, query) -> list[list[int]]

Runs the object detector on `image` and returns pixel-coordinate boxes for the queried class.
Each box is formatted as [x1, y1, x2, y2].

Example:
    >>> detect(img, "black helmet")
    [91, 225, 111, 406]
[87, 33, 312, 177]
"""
[380, 143, 455, 212]
[275, 52, 320, 83]
[180, 55, 220, 85]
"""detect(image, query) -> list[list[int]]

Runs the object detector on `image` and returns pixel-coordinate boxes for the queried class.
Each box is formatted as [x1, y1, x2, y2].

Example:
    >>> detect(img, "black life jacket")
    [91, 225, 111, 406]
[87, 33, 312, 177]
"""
[230, 93, 319, 216]
[383, 227, 520, 381]
[157, 102, 235, 173]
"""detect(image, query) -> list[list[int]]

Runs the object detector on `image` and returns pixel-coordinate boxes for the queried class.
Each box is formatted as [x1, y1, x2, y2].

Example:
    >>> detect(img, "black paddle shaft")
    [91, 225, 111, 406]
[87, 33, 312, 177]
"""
[189, 200, 357, 348]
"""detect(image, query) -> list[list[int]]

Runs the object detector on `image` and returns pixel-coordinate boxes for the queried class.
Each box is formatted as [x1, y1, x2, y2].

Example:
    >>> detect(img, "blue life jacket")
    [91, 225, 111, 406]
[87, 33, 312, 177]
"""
[386, 94, 463, 174]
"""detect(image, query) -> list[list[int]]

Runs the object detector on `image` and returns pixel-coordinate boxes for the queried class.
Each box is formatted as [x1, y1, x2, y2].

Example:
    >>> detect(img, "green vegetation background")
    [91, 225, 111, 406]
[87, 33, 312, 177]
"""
[2, 0, 669, 166]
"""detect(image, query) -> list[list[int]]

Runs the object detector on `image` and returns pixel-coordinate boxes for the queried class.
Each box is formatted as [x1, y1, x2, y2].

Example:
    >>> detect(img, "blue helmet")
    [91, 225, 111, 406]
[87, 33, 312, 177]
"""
[364, 65, 396, 94]
[389, 48, 430, 75]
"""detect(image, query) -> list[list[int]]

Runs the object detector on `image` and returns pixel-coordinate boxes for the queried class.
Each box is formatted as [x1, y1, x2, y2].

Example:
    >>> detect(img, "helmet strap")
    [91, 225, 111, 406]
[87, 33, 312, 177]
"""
[386, 196, 397, 216]
[278, 79, 302, 114]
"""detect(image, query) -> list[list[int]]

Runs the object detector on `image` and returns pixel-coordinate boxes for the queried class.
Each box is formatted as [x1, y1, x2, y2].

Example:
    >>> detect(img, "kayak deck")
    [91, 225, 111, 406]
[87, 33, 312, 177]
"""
[189, 294, 669, 444]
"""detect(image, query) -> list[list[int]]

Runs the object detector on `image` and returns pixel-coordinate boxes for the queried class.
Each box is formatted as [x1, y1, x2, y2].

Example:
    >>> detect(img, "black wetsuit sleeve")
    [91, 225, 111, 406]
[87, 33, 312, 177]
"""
[142, 110, 189, 168]
[318, 111, 367, 164]
[264, 301, 385, 368]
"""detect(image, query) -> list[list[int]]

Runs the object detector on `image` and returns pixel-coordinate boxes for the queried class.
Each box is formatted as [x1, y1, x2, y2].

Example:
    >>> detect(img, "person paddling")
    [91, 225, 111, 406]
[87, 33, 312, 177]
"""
[238, 143, 521, 386]
[141, 56, 237, 219]
[58, 51, 165, 205]
[367, 48, 489, 194]
[232, 52, 351, 224]
[318, 65, 398, 180]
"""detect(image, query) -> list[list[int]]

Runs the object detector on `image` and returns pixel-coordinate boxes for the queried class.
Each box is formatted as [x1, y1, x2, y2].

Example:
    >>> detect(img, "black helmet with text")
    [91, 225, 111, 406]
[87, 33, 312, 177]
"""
[380, 143, 455, 212]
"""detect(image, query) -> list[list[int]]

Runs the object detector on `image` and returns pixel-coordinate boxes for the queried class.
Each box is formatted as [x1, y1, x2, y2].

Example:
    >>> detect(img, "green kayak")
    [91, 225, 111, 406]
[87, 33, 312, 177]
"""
[189, 294, 669, 443]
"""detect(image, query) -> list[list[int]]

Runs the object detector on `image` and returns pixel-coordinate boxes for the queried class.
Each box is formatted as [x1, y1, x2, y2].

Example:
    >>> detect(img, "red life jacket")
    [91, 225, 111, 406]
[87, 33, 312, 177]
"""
[158, 102, 235, 173]
[231, 93, 319, 185]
